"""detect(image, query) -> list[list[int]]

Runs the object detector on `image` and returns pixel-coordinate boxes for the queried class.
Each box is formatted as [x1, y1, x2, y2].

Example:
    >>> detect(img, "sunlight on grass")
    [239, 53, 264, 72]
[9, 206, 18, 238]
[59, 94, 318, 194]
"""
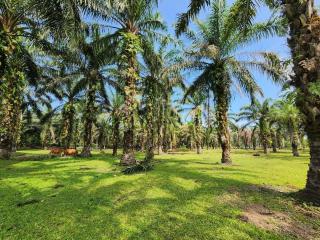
[0, 149, 319, 240]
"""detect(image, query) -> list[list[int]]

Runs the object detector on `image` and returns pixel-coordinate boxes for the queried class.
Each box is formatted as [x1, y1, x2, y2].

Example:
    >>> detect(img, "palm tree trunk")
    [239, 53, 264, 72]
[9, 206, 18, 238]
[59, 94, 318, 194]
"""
[271, 130, 277, 153]
[244, 133, 249, 149]
[162, 94, 170, 153]
[237, 132, 241, 149]
[157, 102, 164, 155]
[65, 108, 74, 149]
[144, 76, 157, 161]
[276, 130, 282, 149]
[252, 139, 256, 151]
[260, 119, 269, 154]
[216, 96, 231, 164]
[283, 0, 320, 197]
[194, 111, 202, 154]
[145, 101, 155, 162]
[0, 70, 24, 159]
[0, 54, 7, 82]
[122, 112, 135, 164]
[42, 126, 50, 149]
[291, 131, 300, 157]
[305, 126, 320, 197]
[112, 117, 120, 156]
[291, 141, 299, 157]
[172, 132, 177, 150]
[252, 131, 257, 150]
[73, 120, 79, 149]
[196, 142, 201, 154]
[157, 126, 163, 154]
[169, 136, 173, 151]
[60, 102, 75, 149]
[121, 32, 139, 165]
[162, 120, 168, 152]
[140, 127, 145, 151]
[299, 132, 305, 150]
[0, 141, 11, 159]
[206, 89, 211, 150]
[262, 141, 268, 154]
[81, 78, 96, 157]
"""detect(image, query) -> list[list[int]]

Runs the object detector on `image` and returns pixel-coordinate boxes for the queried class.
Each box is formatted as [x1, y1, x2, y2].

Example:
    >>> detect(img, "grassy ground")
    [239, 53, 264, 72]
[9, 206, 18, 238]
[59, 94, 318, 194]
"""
[0, 149, 319, 240]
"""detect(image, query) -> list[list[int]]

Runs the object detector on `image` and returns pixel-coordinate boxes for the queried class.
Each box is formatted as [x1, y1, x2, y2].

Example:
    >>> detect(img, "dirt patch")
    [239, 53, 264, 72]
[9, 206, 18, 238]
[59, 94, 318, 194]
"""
[239, 204, 316, 239]
[295, 204, 320, 219]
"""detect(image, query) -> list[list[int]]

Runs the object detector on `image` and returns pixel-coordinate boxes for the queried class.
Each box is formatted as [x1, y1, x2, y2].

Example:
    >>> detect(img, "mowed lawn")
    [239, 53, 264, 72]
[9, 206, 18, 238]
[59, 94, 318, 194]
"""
[0, 149, 319, 240]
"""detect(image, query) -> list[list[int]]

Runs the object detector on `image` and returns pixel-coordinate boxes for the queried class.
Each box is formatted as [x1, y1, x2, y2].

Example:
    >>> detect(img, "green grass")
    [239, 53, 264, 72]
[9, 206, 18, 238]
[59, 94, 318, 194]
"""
[0, 149, 319, 239]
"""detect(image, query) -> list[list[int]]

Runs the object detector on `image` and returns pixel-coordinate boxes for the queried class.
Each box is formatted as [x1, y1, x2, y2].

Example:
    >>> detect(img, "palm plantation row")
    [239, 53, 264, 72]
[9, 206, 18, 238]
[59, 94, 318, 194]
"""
[0, 0, 319, 200]
[19, 96, 305, 154]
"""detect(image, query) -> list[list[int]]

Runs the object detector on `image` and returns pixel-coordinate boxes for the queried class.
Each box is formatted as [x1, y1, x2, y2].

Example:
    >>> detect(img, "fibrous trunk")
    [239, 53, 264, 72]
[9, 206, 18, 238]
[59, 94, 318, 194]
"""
[81, 75, 97, 157]
[260, 119, 269, 154]
[291, 131, 300, 157]
[112, 117, 120, 156]
[252, 131, 257, 150]
[162, 94, 170, 153]
[271, 130, 277, 153]
[145, 102, 155, 162]
[157, 101, 164, 155]
[121, 32, 139, 165]
[283, 0, 320, 197]
[0, 69, 24, 159]
[305, 126, 320, 196]
[194, 111, 202, 154]
[216, 95, 231, 164]
[60, 102, 75, 149]
[276, 130, 283, 149]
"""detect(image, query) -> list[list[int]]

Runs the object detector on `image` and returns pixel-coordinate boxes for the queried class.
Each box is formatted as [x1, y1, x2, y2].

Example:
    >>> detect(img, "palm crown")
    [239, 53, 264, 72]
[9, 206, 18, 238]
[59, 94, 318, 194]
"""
[183, 0, 285, 102]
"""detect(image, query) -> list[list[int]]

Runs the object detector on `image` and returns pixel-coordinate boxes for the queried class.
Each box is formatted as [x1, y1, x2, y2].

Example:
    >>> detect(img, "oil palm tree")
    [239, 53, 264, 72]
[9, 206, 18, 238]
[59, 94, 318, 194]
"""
[183, 93, 206, 154]
[141, 39, 183, 160]
[41, 74, 85, 149]
[141, 53, 161, 161]
[270, 99, 303, 156]
[160, 60, 184, 153]
[0, 1, 35, 158]
[0, 0, 47, 158]
[40, 108, 58, 149]
[0, 0, 99, 158]
[284, 0, 320, 198]
[110, 93, 124, 156]
[104, 0, 166, 165]
[94, 113, 111, 150]
[141, 74, 158, 161]
[238, 99, 272, 154]
[175, 0, 320, 200]
[182, 0, 285, 164]
[0, 0, 98, 90]
[54, 25, 115, 156]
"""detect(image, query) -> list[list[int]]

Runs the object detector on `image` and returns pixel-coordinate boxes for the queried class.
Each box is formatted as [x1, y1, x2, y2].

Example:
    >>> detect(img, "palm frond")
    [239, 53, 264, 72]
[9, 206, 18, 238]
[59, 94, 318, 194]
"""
[175, 0, 210, 36]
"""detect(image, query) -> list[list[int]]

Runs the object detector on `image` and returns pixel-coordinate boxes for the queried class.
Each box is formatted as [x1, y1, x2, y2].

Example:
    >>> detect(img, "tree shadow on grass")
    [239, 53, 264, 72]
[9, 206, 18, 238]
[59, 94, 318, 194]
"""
[0, 153, 126, 239]
[93, 157, 317, 239]
[109, 168, 297, 239]
[0, 151, 319, 239]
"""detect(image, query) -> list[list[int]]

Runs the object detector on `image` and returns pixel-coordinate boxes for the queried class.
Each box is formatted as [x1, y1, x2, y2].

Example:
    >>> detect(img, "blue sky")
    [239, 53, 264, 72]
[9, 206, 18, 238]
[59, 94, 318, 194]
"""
[157, 0, 290, 113]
